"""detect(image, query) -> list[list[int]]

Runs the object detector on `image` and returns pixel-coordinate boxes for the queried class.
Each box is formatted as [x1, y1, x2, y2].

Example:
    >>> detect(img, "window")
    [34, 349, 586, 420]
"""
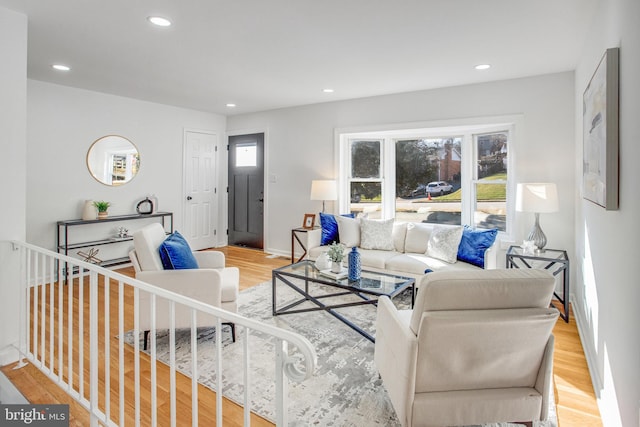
[235, 143, 257, 167]
[349, 140, 383, 219]
[395, 137, 463, 225]
[339, 122, 513, 234]
[473, 132, 508, 230]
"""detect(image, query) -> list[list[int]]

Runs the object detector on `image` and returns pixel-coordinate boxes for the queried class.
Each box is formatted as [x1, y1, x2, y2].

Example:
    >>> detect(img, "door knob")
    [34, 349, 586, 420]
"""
[187, 196, 193, 201]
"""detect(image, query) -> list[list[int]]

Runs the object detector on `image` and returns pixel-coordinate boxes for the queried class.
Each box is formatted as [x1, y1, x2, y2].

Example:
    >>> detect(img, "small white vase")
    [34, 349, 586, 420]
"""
[82, 200, 96, 220]
[331, 261, 342, 273]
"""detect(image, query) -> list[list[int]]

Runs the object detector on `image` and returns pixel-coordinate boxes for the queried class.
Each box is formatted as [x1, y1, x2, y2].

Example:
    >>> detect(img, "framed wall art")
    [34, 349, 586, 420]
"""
[582, 47, 619, 210]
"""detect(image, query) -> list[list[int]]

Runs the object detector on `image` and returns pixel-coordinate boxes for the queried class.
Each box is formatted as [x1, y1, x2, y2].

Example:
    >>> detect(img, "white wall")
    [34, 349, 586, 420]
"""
[573, 0, 640, 425]
[0, 6, 27, 364]
[27, 80, 227, 256]
[228, 72, 576, 265]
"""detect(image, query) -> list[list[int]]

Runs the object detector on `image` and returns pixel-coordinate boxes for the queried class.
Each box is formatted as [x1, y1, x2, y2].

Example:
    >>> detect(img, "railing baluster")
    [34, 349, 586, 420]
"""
[118, 280, 125, 427]
[68, 263, 74, 393]
[49, 255, 54, 376]
[134, 287, 141, 427]
[89, 270, 99, 426]
[58, 256, 63, 381]
[216, 316, 223, 427]
[40, 253, 46, 370]
[243, 326, 251, 426]
[275, 338, 289, 426]
[191, 310, 198, 427]
[11, 241, 317, 427]
[150, 293, 157, 427]
[104, 273, 111, 422]
[24, 247, 31, 361]
[169, 301, 176, 427]
[79, 264, 84, 400]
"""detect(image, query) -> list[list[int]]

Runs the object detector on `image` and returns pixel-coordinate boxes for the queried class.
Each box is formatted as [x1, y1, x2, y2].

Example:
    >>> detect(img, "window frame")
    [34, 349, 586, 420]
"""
[336, 117, 520, 240]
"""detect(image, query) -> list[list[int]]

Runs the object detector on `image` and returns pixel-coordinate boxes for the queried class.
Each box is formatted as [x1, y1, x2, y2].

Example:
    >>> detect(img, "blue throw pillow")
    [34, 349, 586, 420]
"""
[456, 226, 498, 268]
[158, 231, 199, 270]
[319, 212, 355, 246]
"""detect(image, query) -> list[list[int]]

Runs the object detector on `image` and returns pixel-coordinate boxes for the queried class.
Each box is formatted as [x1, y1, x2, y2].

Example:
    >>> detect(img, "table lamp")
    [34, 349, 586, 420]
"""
[515, 183, 559, 251]
[310, 180, 337, 213]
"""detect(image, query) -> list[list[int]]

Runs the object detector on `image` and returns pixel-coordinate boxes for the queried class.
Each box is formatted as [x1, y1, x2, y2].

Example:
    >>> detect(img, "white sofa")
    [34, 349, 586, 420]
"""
[306, 220, 497, 282]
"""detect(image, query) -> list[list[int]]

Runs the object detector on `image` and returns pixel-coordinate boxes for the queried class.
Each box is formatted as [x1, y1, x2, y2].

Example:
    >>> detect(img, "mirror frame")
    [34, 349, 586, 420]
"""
[86, 135, 140, 186]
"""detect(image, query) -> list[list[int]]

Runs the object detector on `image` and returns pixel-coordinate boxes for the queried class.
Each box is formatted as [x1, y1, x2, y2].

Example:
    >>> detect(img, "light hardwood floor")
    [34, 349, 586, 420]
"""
[2, 246, 602, 426]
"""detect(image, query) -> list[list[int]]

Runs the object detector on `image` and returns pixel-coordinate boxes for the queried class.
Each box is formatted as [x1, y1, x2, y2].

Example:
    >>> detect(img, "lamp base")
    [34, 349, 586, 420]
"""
[527, 212, 547, 252]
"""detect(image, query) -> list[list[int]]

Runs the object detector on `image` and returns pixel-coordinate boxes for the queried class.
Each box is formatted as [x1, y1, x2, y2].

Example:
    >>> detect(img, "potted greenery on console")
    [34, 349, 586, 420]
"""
[327, 242, 345, 273]
[93, 201, 111, 219]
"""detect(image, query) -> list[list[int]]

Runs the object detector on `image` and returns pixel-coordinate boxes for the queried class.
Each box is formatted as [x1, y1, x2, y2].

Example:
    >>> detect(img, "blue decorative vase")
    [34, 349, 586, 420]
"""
[348, 246, 361, 281]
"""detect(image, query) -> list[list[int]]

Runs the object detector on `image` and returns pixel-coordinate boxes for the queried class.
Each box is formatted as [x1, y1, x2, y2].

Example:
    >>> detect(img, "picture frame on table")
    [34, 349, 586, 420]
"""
[582, 47, 619, 210]
[302, 213, 316, 229]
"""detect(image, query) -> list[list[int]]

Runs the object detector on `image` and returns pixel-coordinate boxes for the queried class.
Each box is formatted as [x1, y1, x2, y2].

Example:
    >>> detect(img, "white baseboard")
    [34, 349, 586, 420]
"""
[571, 295, 603, 395]
[570, 295, 618, 425]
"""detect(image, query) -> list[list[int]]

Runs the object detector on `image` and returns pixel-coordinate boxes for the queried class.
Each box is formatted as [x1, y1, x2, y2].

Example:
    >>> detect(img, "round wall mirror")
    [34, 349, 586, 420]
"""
[87, 135, 140, 186]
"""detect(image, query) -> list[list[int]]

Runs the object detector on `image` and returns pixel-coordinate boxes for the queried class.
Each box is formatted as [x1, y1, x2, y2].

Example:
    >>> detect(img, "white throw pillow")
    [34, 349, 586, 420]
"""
[404, 223, 433, 254]
[426, 225, 463, 263]
[336, 215, 361, 247]
[360, 218, 395, 251]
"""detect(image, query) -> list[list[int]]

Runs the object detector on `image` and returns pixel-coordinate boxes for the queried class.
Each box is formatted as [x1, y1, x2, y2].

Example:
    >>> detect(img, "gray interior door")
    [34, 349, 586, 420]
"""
[228, 133, 264, 249]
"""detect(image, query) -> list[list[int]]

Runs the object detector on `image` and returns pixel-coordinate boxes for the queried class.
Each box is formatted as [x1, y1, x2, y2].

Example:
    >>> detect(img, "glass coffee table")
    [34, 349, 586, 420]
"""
[272, 260, 415, 342]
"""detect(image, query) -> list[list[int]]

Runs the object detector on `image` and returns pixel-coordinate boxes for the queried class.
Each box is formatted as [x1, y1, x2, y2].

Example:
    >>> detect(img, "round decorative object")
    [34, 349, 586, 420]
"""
[136, 197, 154, 215]
[348, 246, 361, 281]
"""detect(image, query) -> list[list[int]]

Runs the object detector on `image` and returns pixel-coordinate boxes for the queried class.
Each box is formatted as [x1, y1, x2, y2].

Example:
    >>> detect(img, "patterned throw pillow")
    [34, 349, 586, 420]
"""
[426, 225, 463, 263]
[360, 218, 395, 251]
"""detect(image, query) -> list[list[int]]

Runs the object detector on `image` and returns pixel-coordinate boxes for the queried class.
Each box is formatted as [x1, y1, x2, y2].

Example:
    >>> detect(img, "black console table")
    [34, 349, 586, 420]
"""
[57, 212, 173, 269]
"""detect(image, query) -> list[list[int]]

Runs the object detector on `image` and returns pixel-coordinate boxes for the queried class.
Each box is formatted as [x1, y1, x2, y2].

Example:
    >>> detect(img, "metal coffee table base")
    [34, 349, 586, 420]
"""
[272, 271, 414, 343]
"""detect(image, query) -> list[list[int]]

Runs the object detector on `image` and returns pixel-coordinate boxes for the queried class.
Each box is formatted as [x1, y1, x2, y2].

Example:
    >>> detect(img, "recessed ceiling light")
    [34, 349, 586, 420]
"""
[52, 64, 71, 71]
[226, 103, 236, 108]
[474, 64, 491, 70]
[322, 88, 335, 93]
[147, 16, 172, 27]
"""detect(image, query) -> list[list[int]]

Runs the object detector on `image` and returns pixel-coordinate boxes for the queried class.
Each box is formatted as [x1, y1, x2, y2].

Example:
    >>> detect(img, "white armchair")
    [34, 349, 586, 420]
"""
[128, 223, 239, 349]
[375, 269, 559, 427]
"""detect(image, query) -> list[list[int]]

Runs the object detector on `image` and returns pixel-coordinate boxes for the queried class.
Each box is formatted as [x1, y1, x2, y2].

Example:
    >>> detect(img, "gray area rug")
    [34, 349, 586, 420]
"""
[126, 280, 557, 427]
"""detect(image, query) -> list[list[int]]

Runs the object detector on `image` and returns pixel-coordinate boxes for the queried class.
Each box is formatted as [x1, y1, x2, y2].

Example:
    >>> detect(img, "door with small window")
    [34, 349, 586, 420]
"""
[228, 133, 264, 249]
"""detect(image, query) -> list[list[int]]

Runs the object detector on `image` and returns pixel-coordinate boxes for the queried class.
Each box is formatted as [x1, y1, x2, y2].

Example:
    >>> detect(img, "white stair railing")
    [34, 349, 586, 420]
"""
[10, 241, 317, 426]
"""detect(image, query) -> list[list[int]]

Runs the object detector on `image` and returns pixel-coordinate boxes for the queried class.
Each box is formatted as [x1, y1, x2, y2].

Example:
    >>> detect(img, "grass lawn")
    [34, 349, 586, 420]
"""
[436, 173, 506, 202]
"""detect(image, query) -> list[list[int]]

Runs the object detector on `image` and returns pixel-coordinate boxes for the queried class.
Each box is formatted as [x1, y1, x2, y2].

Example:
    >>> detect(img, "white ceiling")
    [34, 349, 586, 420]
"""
[0, 0, 598, 116]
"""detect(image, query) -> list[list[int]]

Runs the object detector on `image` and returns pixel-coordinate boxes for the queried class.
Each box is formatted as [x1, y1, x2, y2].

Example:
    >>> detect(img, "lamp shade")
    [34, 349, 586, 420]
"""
[516, 183, 559, 213]
[310, 180, 337, 201]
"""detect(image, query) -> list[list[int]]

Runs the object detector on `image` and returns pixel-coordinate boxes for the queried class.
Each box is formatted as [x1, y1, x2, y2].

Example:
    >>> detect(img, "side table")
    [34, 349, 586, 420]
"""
[506, 246, 570, 322]
[291, 227, 318, 263]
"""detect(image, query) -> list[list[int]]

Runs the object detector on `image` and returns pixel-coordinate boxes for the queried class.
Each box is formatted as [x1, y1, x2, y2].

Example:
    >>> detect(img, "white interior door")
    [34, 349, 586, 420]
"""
[183, 131, 218, 250]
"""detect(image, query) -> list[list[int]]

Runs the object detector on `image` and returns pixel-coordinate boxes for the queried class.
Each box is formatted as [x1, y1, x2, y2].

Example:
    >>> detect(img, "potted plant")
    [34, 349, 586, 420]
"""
[93, 201, 111, 219]
[326, 242, 345, 273]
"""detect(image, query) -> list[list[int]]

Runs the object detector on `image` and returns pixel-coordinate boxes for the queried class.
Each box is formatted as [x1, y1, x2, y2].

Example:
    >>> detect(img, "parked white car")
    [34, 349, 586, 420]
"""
[425, 181, 453, 195]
